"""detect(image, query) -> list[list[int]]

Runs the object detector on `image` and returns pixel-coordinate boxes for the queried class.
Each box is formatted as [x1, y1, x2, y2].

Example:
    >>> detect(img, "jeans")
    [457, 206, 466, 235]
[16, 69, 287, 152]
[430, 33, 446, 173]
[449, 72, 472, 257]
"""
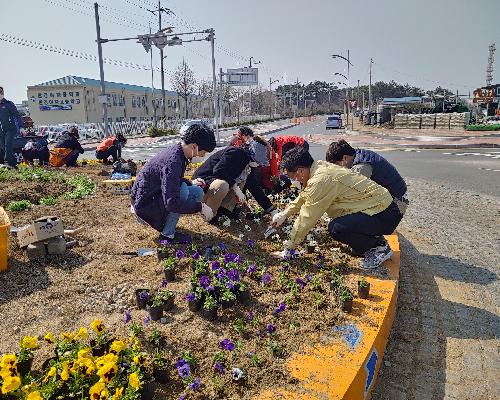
[328, 201, 402, 255]
[0, 129, 15, 166]
[162, 183, 204, 236]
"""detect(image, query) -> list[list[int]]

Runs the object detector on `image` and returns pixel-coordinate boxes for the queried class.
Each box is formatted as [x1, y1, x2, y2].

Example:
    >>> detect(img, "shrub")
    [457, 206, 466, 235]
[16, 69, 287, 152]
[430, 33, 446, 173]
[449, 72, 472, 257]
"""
[7, 200, 32, 212]
[148, 126, 178, 137]
[39, 196, 58, 206]
[465, 124, 500, 131]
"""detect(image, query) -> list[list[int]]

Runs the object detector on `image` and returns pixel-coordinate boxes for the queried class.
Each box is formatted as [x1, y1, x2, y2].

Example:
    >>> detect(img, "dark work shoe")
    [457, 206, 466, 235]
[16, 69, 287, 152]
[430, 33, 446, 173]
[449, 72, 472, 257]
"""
[158, 232, 192, 245]
[360, 242, 393, 270]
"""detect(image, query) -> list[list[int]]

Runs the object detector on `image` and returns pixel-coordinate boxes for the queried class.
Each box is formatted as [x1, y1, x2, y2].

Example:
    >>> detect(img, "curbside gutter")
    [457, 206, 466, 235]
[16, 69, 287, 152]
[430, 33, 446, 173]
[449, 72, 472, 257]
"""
[255, 234, 401, 400]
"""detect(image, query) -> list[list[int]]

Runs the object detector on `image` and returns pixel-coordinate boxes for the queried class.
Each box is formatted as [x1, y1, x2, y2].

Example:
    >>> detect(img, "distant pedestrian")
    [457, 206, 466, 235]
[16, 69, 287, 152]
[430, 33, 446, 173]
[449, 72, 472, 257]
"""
[49, 126, 85, 167]
[0, 86, 24, 167]
[326, 140, 409, 215]
[96, 133, 127, 164]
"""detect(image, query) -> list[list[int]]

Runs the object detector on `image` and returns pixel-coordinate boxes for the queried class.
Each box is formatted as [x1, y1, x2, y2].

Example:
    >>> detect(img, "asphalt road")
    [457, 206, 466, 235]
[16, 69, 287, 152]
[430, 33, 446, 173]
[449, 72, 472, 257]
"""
[88, 121, 499, 197]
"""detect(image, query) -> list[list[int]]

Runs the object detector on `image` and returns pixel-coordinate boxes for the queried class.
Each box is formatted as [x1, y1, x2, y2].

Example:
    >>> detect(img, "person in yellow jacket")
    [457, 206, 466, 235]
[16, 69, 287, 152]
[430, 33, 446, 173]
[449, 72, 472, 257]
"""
[271, 147, 402, 269]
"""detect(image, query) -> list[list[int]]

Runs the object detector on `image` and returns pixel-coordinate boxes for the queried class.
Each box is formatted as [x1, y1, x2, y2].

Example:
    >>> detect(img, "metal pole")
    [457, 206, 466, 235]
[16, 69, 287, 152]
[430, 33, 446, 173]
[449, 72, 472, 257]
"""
[369, 58, 372, 111]
[210, 30, 219, 142]
[357, 79, 360, 111]
[296, 78, 299, 117]
[94, 2, 108, 136]
[219, 68, 224, 126]
[149, 24, 157, 127]
[158, 0, 166, 120]
[346, 50, 349, 128]
[269, 77, 272, 119]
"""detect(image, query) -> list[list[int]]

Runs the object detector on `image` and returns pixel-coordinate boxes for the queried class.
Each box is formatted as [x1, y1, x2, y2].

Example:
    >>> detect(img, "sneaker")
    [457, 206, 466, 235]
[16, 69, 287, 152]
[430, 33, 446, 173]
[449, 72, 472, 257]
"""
[363, 238, 388, 257]
[360, 243, 393, 270]
[158, 231, 192, 245]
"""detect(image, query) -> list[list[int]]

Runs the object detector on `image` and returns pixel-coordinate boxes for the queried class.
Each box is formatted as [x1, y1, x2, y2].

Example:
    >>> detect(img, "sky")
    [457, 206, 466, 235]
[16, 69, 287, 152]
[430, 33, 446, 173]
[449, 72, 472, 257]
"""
[1, 0, 499, 103]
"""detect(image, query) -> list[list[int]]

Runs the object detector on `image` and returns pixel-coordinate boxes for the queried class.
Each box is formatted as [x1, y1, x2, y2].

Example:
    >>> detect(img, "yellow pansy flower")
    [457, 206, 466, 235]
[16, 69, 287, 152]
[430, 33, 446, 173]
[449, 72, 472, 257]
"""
[60, 361, 70, 381]
[90, 320, 105, 334]
[21, 336, 38, 350]
[95, 354, 118, 369]
[44, 366, 57, 382]
[109, 340, 126, 354]
[75, 327, 88, 340]
[44, 332, 55, 344]
[132, 354, 146, 366]
[1, 375, 21, 394]
[60, 331, 75, 341]
[0, 366, 17, 379]
[112, 387, 124, 399]
[89, 381, 109, 400]
[128, 372, 141, 390]
[27, 391, 43, 400]
[77, 348, 92, 360]
[0, 354, 17, 369]
[97, 362, 118, 383]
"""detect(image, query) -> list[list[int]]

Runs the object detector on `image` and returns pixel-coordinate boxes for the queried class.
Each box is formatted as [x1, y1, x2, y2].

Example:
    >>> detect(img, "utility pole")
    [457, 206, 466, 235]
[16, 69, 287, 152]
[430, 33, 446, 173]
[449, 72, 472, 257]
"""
[209, 29, 218, 142]
[269, 78, 279, 118]
[220, 68, 224, 126]
[94, 2, 108, 136]
[368, 58, 373, 111]
[357, 79, 360, 112]
[149, 23, 157, 127]
[296, 78, 299, 117]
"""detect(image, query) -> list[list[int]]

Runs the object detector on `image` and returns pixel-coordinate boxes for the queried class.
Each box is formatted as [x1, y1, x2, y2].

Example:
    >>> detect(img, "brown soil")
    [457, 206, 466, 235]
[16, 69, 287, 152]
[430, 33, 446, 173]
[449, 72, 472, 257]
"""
[0, 165, 382, 400]
[0, 181, 69, 208]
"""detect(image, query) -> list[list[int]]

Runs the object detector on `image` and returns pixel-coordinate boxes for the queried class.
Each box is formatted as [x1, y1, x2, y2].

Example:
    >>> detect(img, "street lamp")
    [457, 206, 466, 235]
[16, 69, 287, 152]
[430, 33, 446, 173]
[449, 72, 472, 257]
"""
[331, 51, 353, 127]
[269, 78, 279, 118]
[334, 72, 347, 80]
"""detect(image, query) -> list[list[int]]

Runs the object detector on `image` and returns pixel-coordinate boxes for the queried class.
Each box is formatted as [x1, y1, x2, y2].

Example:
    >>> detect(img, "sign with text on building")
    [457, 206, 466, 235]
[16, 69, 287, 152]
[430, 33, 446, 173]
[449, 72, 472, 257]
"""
[39, 104, 73, 111]
[226, 68, 258, 86]
[32, 90, 81, 107]
[473, 88, 495, 103]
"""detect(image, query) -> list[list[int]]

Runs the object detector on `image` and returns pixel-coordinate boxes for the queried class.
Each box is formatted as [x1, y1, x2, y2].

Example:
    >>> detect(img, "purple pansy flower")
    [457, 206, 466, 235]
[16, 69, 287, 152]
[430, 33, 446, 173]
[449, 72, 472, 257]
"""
[306, 274, 312, 282]
[192, 251, 200, 260]
[214, 361, 225, 374]
[234, 254, 242, 264]
[219, 243, 227, 252]
[178, 395, 186, 400]
[159, 239, 170, 246]
[295, 277, 306, 290]
[262, 273, 272, 285]
[224, 253, 236, 264]
[189, 377, 201, 391]
[138, 291, 150, 302]
[256, 330, 265, 339]
[185, 293, 196, 302]
[246, 263, 257, 274]
[216, 268, 227, 282]
[274, 302, 286, 315]
[247, 239, 255, 248]
[219, 338, 235, 351]
[281, 264, 289, 272]
[227, 281, 235, 290]
[161, 278, 167, 288]
[248, 311, 254, 321]
[124, 309, 132, 323]
[144, 315, 151, 325]
[267, 324, 276, 334]
[228, 268, 240, 282]
[176, 250, 185, 259]
[211, 260, 221, 270]
[199, 275, 211, 289]
[176, 359, 191, 379]
[207, 284, 216, 292]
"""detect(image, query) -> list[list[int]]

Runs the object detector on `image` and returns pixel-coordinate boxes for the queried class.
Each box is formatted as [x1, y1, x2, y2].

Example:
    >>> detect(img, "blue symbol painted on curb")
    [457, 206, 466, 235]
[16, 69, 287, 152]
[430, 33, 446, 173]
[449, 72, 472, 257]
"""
[364, 349, 379, 399]
[334, 324, 362, 351]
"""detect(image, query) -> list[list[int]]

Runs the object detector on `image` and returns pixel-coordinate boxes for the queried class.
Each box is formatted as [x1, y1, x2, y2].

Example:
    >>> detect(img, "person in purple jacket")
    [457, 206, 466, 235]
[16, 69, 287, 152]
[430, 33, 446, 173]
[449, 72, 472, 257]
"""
[131, 123, 216, 243]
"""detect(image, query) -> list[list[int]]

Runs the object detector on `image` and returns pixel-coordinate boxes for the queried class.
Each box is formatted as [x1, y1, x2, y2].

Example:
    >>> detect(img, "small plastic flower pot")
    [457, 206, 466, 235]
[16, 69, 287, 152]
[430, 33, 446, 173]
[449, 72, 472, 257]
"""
[237, 289, 251, 304]
[17, 356, 33, 376]
[329, 281, 340, 293]
[340, 298, 353, 313]
[162, 296, 175, 311]
[188, 298, 203, 312]
[90, 339, 114, 357]
[306, 244, 315, 254]
[140, 380, 155, 400]
[163, 268, 175, 282]
[135, 289, 150, 309]
[153, 364, 169, 384]
[147, 304, 164, 321]
[220, 299, 235, 309]
[201, 307, 218, 321]
[358, 281, 370, 299]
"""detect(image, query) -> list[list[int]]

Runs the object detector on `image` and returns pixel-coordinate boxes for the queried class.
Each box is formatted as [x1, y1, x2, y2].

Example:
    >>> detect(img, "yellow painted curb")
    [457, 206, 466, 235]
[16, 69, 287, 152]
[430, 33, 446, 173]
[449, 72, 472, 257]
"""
[256, 234, 400, 400]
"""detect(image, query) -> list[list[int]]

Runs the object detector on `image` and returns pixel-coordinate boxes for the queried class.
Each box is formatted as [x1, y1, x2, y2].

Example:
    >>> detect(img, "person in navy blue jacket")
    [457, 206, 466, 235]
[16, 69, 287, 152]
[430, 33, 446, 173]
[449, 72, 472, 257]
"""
[0, 86, 24, 167]
[326, 139, 409, 215]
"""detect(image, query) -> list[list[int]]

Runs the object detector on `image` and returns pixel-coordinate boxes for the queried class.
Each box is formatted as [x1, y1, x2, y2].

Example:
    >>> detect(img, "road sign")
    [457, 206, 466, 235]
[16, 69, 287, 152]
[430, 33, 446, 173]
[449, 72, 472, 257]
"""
[226, 68, 258, 86]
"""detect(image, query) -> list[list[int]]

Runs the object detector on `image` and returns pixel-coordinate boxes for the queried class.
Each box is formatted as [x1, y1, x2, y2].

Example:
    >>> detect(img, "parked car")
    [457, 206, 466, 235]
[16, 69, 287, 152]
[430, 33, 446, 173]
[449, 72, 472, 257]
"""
[179, 119, 214, 135]
[326, 115, 342, 129]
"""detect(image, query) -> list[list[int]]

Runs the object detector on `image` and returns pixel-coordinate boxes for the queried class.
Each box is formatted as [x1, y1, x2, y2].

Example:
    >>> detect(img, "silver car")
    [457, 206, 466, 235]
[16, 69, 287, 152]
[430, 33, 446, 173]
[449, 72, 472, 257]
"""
[326, 115, 342, 129]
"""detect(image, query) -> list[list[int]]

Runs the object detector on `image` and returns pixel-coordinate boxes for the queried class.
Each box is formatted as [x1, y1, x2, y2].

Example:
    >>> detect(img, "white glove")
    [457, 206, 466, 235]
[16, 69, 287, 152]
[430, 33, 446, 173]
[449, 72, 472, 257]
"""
[271, 211, 287, 228]
[192, 178, 206, 188]
[232, 185, 245, 204]
[19, 128, 26, 136]
[201, 203, 214, 221]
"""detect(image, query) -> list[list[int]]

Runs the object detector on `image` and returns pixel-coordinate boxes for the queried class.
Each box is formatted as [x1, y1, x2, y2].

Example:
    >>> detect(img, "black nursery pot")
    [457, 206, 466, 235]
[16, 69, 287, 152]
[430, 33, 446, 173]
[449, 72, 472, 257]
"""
[135, 289, 150, 309]
[153, 364, 169, 384]
[357, 281, 370, 299]
[140, 380, 155, 400]
[157, 248, 169, 261]
[306, 244, 316, 254]
[201, 307, 217, 321]
[90, 339, 113, 357]
[162, 296, 175, 311]
[147, 304, 164, 321]
[17, 356, 33, 376]
[237, 289, 251, 304]
[188, 298, 203, 312]
[340, 298, 353, 313]
[220, 299, 235, 309]
[163, 268, 175, 282]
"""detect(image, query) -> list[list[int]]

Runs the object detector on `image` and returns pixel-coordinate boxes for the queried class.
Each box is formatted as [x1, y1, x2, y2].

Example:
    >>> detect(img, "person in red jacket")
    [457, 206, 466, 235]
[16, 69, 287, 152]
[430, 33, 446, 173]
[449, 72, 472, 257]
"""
[263, 136, 309, 191]
[95, 133, 127, 163]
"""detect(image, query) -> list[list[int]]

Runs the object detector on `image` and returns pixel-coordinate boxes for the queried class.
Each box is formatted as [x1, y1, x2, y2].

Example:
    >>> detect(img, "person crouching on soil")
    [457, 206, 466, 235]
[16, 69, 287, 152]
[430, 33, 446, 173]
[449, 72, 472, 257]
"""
[271, 147, 402, 270]
[49, 126, 85, 167]
[326, 139, 409, 215]
[192, 139, 269, 224]
[95, 133, 127, 164]
[130, 123, 216, 244]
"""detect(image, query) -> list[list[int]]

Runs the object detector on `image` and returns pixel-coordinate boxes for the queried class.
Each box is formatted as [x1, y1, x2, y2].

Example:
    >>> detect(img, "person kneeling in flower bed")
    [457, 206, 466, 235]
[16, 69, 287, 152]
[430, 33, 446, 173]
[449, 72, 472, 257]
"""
[131, 123, 217, 244]
[271, 147, 402, 270]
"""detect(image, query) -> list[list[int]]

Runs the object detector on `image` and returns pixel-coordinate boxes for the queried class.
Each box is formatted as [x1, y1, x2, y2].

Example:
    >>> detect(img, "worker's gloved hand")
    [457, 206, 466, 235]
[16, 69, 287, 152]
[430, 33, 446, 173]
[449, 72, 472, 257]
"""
[19, 128, 26, 136]
[272, 241, 298, 259]
[232, 185, 246, 204]
[192, 178, 206, 188]
[271, 211, 287, 228]
[200, 203, 214, 222]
